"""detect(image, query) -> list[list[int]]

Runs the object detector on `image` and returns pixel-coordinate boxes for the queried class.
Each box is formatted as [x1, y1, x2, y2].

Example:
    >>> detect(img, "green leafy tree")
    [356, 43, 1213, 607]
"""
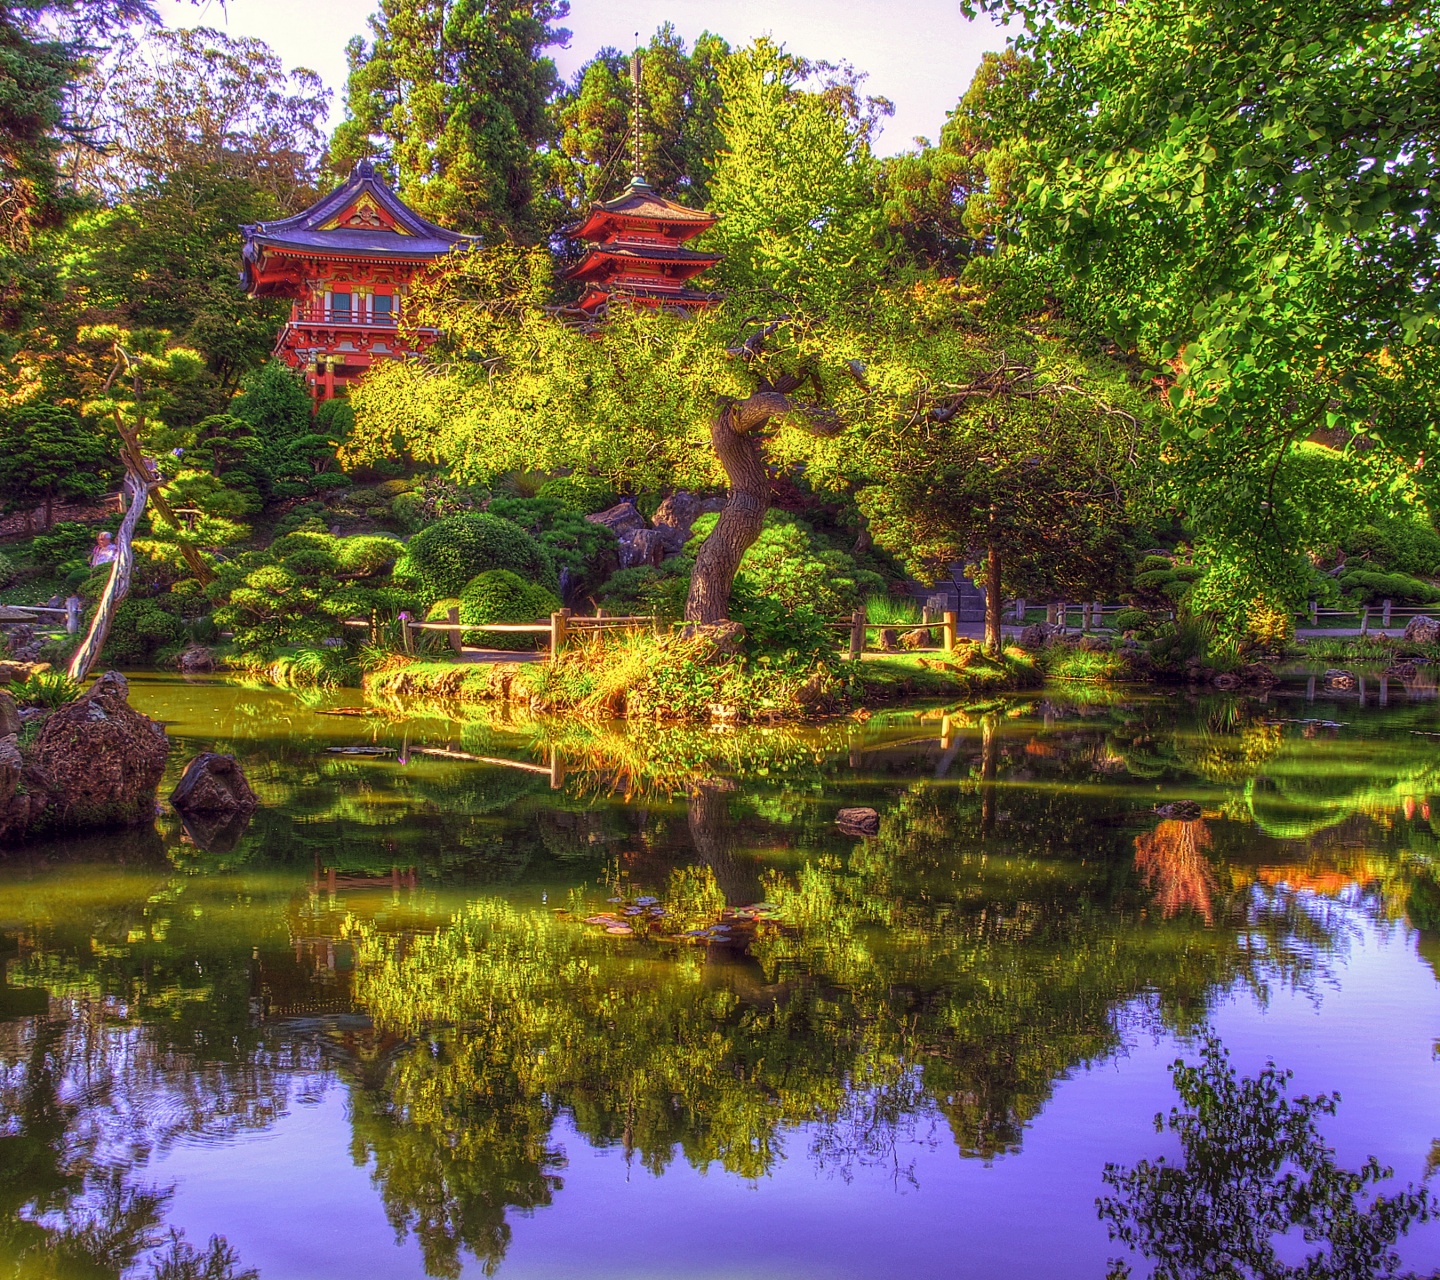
[0, 402, 114, 528]
[230, 361, 341, 498]
[858, 333, 1154, 650]
[329, 0, 571, 239]
[972, 0, 1440, 625]
[545, 26, 730, 218]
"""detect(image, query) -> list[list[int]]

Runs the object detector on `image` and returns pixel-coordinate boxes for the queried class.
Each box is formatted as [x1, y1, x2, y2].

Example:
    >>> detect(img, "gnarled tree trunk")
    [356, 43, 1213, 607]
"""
[68, 466, 147, 681]
[685, 392, 791, 624]
[985, 541, 1003, 656]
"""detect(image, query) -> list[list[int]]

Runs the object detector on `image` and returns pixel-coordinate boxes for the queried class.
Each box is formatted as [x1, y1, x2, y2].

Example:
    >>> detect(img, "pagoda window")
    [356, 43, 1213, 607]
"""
[332, 291, 353, 321]
[373, 294, 395, 324]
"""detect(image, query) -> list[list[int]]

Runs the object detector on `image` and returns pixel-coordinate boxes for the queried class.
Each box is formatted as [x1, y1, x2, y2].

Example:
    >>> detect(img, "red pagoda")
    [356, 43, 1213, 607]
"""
[562, 176, 721, 316]
[240, 160, 476, 401]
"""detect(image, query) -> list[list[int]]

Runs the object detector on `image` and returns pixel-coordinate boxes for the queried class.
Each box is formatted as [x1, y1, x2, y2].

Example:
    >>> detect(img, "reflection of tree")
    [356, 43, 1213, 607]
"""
[1135, 820, 1217, 924]
[0, 1001, 269, 1278]
[1099, 1035, 1434, 1279]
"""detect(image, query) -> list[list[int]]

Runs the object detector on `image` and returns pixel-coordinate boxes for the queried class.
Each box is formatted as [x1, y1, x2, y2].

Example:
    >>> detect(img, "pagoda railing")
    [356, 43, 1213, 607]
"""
[288, 305, 399, 327]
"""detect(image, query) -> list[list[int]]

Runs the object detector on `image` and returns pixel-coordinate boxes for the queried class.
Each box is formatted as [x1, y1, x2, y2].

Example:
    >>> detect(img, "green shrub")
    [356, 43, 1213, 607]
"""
[375, 478, 413, 498]
[29, 522, 95, 571]
[731, 583, 837, 669]
[9, 669, 80, 708]
[394, 513, 553, 606]
[209, 530, 406, 658]
[862, 593, 922, 626]
[1347, 518, 1440, 576]
[458, 569, 560, 649]
[1111, 607, 1152, 632]
[536, 474, 618, 514]
[335, 534, 404, 576]
[689, 512, 884, 615]
[1337, 569, 1440, 605]
[486, 496, 618, 585]
[595, 561, 693, 620]
[424, 597, 463, 622]
[0, 553, 14, 588]
[102, 596, 185, 665]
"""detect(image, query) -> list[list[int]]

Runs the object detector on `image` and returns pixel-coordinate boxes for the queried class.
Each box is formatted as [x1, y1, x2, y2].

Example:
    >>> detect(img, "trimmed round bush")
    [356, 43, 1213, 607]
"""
[395, 514, 553, 605]
[335, 534, 403, 576]
[459, 569, 560, 650]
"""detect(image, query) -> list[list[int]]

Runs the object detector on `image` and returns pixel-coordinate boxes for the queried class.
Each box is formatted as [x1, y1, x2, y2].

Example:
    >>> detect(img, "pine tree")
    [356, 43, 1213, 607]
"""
[329, 0, 570, 240]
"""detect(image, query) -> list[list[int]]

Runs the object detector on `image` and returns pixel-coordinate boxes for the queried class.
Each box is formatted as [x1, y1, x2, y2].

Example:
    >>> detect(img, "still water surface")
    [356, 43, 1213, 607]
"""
[3, 674, 1440, 1278]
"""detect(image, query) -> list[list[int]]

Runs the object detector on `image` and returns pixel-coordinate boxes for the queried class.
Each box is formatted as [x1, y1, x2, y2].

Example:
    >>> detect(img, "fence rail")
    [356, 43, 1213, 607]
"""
[343, 608, 658, 657]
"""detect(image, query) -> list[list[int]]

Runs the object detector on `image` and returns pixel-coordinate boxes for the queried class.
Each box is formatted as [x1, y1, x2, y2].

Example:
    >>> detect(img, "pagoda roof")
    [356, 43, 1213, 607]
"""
[564, 242, 722, 282]
[564, 177, 717, 241]
[241, 160, 476, 292]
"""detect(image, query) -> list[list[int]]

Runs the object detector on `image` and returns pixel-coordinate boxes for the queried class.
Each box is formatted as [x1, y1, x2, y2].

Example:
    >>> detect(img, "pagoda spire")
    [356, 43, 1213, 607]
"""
[630, 42, 644, 185]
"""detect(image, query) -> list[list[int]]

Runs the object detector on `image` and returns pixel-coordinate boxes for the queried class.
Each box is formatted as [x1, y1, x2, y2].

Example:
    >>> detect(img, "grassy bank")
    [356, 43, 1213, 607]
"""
[364, 632, 1039, 723]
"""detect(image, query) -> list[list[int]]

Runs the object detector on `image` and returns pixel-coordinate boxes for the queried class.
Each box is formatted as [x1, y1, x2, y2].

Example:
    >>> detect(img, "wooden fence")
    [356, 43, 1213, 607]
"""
[344, 608, 657, 657]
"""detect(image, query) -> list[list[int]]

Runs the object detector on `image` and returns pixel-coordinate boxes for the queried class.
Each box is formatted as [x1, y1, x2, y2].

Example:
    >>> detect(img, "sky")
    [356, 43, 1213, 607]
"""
[153, 0, 1010, 155]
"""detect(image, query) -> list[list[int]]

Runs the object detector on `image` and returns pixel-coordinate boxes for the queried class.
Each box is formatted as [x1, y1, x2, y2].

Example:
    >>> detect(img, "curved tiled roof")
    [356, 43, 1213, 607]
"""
[240, 160, 476, 292]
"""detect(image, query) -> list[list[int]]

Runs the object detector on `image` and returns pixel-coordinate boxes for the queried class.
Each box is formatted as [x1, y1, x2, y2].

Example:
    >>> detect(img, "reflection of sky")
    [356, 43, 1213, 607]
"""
[152, 912, 1440, 1279]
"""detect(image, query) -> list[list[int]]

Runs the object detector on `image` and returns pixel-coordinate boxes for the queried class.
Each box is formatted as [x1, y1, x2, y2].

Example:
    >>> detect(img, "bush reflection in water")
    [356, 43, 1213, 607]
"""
[2, 678, 1439, 1277]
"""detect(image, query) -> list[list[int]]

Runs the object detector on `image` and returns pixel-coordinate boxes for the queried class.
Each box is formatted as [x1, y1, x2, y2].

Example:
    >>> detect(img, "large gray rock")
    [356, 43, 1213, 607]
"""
[585, 501, 646, 541]
[0, 692, 19, 738]
[1404, 615, 1440, 645]
[621, 528, 668, 569]
[836, 807, 881, 836]
[1323, 667, 1358, 691]
[652, 492, 724, 554]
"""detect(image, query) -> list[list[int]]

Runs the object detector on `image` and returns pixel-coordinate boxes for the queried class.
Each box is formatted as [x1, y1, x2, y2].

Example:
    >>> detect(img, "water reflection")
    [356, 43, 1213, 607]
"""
[0, 676, 1437, 1277]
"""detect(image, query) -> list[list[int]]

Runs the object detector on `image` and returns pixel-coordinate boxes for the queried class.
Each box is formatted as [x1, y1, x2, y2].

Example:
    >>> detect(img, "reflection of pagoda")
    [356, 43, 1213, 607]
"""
[562, 178, 721, 316]
[560, 50, 721, 316]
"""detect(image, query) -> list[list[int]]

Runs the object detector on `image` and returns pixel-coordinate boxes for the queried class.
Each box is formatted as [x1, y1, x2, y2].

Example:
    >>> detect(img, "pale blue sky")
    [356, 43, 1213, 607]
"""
[154, 0, 1009, 155]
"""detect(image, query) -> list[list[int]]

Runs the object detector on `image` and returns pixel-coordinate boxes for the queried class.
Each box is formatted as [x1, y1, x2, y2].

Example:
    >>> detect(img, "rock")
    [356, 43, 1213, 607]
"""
[682, 620, 746, 664]
[1078, 634, 1111, 652]
[1238, 662, 1278, 687]
[795, 671, 827, 707]
[177, 645, 215, 674]
[1323, 667, 1358, 691]
[0, 692, 19, 738]
[619, 527, 667, 569]
[1404, 615, 1440, 645]
[1211, 672, 1240, 690]
[27, 670, 168, 832]
[878, 627, 900, 652]
[169, 752, 258, 816]
[835, 806, 880, 835]
[1154, 800, 1203, 821]
[651, 492, 724, 554]
[585, 500, 646, 541]
[0, 606, 37, 623]
[0, 660, 50, 685]
[4, 624, 43, 663]
[899, 628, 929, 650]
[1018, 623, 1057, 651]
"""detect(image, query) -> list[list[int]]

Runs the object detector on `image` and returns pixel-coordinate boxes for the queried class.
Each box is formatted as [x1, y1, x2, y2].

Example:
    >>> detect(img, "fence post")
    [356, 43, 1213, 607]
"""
[64, 595, 79, 635]
[446, 606, 463, 654]
[1360, 606, 1370, 636]
[551, 610, 568, 657]
[1046, 603, 1056, 627]
[400, 617, 415, 656]
[1383, 598, 1392, 629]
[1058, 601, 1068, 632]
[849, 607, 866, 662]
[1014, 597, 1026, 623]
[1093, 601, 1103, 630]
[1081, 603, 1091, 631]
[942, 610, 957, 653]
[1309, 599, 1318, 626]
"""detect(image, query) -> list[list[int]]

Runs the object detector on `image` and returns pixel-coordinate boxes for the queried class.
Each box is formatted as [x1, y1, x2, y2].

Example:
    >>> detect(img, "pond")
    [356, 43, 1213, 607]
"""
[2, 672, 1440, 1279]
